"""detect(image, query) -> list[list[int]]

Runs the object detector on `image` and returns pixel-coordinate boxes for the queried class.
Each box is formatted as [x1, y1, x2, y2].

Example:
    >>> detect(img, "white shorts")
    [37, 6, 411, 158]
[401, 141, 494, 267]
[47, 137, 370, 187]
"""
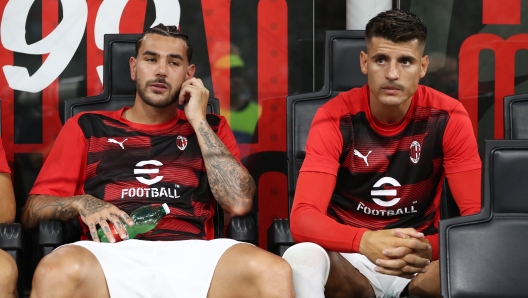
[341, 253, 411, 298]
[68, 238, 244, 298]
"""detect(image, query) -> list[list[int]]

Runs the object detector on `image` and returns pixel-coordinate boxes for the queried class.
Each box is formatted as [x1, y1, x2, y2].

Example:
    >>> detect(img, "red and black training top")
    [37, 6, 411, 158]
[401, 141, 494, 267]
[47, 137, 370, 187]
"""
[291, 85, 481, 260]
[30, 107, 241, 241]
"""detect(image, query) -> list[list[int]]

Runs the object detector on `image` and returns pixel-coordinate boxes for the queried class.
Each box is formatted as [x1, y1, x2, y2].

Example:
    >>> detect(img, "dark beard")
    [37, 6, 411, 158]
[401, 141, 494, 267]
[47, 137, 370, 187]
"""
[136, 77, 179, 108]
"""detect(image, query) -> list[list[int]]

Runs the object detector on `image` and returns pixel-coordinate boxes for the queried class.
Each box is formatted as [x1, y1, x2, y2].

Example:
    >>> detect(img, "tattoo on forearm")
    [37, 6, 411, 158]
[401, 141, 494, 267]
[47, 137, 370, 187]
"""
[197, 121, 255, 210]
[22, 194, 112, 230]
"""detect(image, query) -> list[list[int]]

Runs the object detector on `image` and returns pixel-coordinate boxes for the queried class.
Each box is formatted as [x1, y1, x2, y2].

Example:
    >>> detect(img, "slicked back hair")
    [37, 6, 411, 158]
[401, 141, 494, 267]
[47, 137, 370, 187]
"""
[365, 9, 427, 52]
[135, 23, 193, 63]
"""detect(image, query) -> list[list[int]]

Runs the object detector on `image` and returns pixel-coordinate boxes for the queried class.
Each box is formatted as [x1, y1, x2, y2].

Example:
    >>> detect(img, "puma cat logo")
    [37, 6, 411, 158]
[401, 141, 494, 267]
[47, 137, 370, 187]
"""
[354, 149, 372, 166]
[108, 138, 128, 149]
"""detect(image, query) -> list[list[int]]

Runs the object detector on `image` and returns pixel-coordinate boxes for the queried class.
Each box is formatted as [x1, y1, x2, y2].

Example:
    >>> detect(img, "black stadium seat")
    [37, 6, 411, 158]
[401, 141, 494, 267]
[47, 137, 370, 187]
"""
[267, 30, 367, 256]
[440, 139, 528, 297]
[504, 93, 528, 139]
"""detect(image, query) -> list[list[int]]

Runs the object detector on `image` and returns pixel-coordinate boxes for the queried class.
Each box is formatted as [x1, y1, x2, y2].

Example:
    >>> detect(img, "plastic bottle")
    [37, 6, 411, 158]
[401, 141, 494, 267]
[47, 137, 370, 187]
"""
[97, 203, 170, 242]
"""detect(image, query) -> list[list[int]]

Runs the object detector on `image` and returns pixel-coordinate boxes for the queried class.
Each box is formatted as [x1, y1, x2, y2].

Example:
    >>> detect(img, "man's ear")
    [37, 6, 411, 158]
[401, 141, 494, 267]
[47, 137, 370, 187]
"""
[420, 55, 429, 78]
[186, 64, 196, 79]
[130, 57, 137, 81]
[360, 51, 368, 75]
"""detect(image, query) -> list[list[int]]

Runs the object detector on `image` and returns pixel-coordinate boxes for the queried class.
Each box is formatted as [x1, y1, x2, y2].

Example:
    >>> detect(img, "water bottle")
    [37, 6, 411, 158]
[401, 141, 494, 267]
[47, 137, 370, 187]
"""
[97, 203, 170, 242]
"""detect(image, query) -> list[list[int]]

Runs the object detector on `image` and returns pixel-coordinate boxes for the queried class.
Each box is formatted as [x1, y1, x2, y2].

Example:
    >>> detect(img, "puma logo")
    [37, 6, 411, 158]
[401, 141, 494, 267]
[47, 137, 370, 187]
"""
[108, 138, 128, 149]
[354, 149, 372, 166]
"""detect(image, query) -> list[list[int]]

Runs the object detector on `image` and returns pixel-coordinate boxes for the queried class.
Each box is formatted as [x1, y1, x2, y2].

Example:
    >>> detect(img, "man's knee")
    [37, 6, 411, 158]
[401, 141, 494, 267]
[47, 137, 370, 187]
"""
[0, 249, 17, 289]
[33, 246, 90, 286]
[246, 250, 293, 285]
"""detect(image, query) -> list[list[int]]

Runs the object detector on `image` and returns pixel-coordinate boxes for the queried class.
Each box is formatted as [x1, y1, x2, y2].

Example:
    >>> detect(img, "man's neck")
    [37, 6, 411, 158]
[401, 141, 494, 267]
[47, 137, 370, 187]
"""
[369, 94, 412, 124]
[123, 99, 178, 124]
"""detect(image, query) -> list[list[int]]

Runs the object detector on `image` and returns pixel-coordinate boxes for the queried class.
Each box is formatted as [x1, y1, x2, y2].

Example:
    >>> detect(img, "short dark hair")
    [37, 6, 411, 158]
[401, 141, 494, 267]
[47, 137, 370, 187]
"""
[365, 9, 427, 50]
[135, 23, 193, 63]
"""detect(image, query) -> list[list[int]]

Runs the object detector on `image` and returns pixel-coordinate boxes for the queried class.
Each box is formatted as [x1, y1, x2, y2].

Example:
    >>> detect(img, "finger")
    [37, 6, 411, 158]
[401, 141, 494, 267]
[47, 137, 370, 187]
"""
[110, 213, 128, 240]
[120, 212, 134, 226]
[392, 229, 409, 239]
[401, 253, 431, 268]
[382, 246, 413, 258]
[186, 77, 202, 86]
[375, 258, 407, 270]
[397, 228, 424, 239]
[88, 222, 100, 242]
[395, 238, 431, 251]
[98, 216, 115, 243]
[179, 88, 190, 105]
[374, 266, 416, 279]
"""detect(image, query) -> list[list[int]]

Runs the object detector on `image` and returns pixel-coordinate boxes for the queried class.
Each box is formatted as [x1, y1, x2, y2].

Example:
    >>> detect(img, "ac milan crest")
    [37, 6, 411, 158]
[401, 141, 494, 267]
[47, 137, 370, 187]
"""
[410, 141, 421, 164]
[176, 136, 188, 151]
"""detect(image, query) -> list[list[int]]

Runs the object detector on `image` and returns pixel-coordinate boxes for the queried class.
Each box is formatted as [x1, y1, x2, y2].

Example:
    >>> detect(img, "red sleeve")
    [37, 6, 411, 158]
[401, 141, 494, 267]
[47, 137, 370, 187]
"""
[0, 138, 10, 174]
[30, 117, 87, 197]
[290, 171, 368, 253]
[442, 102, 481, 174]
[215, 115, 242, 163]
[424, 168, 482, 261]
[300, 107, 343, 175]
[422, 103, 482, 261]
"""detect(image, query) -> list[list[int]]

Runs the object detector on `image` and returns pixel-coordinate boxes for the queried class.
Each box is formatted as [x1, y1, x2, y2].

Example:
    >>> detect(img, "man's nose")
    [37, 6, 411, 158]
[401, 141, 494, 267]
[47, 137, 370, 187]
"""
[386, 61, 399, 80]
[156, 61, 167, 77]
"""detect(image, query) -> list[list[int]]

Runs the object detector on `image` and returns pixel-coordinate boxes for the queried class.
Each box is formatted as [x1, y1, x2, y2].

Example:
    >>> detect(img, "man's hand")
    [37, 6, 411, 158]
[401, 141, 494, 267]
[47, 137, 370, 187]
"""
[74, 195, 134, 243]
[359, 228, 431, 278]
[178, 77, 210, 124]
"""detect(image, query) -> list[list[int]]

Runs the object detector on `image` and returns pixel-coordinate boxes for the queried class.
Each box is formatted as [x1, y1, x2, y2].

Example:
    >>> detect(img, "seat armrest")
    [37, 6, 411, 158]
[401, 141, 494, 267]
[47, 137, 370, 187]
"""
[227, 215, 256, 245]
[439, 212, 490, 298]
[37, 220, 64, 258]
[0, 223, 24, 297]
[0, 223, 23, 261]
[267, 218, 294, 256]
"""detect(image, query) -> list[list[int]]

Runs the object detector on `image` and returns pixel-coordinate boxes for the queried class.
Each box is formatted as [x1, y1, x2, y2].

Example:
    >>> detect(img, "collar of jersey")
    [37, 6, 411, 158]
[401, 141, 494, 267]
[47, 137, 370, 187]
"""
[117, 107, 181, 132]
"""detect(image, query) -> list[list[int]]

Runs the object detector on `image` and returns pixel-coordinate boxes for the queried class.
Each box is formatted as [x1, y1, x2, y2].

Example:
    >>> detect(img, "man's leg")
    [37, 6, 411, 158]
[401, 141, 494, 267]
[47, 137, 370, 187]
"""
[208, 244, 294, 298]
[325, 251, 376, 298]
[0, 249, 17, 298]
[30, 245, 109, 298]
[283, 242, 375, 298]
[408, 260, 440, 298]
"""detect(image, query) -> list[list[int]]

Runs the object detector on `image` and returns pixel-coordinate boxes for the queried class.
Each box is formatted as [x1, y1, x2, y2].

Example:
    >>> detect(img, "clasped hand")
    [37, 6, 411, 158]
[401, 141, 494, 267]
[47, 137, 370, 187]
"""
[359, 228, 432, 279]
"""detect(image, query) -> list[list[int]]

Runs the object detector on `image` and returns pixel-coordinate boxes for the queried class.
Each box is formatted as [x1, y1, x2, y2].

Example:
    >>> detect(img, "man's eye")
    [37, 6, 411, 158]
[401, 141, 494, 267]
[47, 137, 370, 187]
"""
[376, 59, 385, 64]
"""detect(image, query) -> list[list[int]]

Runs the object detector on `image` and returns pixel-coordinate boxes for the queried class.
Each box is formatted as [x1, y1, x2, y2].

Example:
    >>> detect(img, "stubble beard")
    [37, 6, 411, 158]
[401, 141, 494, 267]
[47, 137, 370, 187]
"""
[136, 77, 180, 108]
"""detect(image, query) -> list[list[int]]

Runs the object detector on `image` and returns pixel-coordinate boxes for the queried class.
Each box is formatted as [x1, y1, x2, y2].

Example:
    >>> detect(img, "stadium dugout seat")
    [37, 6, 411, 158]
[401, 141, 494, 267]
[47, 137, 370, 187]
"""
[267, 30, 367, 256]
[504, 93, 528, 139]
[440, 139, 528, 297]
[37, 34, 255, 262]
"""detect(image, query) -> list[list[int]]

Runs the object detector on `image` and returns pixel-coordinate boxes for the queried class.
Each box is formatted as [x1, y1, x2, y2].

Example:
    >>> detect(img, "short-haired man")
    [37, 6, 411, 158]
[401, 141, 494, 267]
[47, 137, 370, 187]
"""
[23, 24, 294, 297]
[283, 10, 481, 298]
[0, 139, 17, 298]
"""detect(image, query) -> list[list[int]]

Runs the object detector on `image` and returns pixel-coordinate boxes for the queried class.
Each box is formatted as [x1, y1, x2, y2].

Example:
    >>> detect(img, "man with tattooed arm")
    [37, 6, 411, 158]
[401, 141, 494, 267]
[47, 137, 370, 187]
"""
[22, 24, 293, 298]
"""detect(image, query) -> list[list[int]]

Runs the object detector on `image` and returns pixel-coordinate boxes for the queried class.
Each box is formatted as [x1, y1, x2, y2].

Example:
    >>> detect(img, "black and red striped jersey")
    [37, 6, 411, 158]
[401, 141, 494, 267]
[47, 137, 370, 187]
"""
[300, 85, 481, 235]
[30, 107, 241, 241]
